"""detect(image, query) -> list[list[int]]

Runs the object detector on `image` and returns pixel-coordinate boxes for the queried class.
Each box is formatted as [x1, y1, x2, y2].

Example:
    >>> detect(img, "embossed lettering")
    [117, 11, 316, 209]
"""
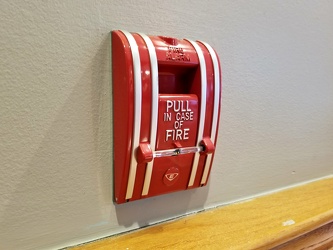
[166, 46, 190, 62]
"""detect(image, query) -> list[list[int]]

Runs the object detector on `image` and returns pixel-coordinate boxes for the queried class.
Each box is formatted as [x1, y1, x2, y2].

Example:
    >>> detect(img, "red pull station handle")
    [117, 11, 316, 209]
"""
[112, 30, 222, 204]
[200, 137, 215, 155]
[137, 142, 153, 164]
[137, 138, 215, 165]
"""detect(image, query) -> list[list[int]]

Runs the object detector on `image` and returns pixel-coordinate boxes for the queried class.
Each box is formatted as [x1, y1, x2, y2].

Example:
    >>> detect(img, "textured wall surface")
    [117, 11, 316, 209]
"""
[1, 1, 333, 249]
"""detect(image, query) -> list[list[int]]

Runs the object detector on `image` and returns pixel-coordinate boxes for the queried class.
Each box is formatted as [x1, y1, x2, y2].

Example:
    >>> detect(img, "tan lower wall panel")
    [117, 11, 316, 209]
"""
[70, 177, 333, 250]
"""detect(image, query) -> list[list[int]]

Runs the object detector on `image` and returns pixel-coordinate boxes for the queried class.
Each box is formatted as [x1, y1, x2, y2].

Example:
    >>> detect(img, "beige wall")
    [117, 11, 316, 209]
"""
[1, 1, 333, 249]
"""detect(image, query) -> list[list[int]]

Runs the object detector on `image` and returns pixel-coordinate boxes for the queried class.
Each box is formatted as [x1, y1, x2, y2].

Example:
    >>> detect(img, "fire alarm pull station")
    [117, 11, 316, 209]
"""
[112, 30, 221, 204]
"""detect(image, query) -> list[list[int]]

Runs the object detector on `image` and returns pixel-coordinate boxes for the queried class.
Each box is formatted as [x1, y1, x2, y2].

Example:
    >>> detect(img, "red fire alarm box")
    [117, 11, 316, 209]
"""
[112, 30, 222, 204]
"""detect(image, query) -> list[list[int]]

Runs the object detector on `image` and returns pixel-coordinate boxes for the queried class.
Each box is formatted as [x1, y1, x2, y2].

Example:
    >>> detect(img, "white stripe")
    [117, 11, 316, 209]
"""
[199, 41, 220, 185]
[120, 30, 142, 200]
[185, 39, 207, 187]
[137, 33, 159, 196]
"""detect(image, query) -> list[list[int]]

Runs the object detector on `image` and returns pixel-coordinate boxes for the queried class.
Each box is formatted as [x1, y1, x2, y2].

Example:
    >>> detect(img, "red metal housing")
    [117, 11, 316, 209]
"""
[112, 30, 222, 204]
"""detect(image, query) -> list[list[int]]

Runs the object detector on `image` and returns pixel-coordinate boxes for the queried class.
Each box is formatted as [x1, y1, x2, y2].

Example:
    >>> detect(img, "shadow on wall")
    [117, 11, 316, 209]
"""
[114, 184, 210, 228]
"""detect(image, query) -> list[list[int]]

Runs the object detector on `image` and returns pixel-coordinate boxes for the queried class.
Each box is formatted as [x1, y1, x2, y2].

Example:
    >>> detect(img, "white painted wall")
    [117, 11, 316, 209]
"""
[1, 1, 333, 249]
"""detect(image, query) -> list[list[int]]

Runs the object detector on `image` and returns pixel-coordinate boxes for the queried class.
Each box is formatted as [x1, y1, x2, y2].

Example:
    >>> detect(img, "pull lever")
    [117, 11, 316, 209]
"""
[153, 146, 203, 158]
[137, 137, 215, 164]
